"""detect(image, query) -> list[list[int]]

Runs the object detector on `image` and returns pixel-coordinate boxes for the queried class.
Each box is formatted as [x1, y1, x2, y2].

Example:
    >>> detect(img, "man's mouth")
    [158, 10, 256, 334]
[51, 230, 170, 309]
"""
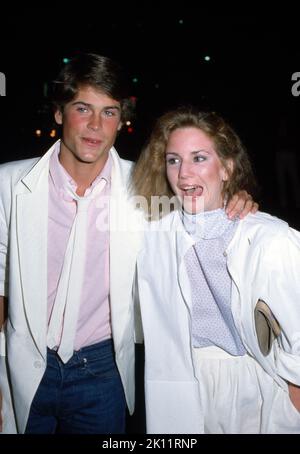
[82, 137, 102, 146]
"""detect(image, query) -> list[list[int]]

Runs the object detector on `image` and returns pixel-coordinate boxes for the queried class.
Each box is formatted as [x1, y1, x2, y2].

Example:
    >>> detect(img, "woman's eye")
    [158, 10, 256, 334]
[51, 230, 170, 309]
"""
[167, 158, 179, 165]
[194, 155, 205, 162]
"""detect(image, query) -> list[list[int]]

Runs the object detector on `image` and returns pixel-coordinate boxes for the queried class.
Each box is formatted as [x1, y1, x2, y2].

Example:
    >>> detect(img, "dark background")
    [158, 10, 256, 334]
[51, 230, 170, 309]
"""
[1, 6, 300, 432]
[1, 9, 300, 226]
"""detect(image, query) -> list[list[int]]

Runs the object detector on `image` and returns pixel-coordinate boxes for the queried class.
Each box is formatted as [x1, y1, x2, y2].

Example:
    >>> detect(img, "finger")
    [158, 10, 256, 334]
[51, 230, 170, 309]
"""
[250, 202, 259, 214]
[226, 194, 251, 219]
[238, 200, 255, 219]
[225, 194, 239, 215]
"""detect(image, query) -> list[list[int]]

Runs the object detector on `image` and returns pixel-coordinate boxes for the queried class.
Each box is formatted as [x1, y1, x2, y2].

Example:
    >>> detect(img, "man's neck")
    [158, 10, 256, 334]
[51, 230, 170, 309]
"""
[59, 150, 109, 196]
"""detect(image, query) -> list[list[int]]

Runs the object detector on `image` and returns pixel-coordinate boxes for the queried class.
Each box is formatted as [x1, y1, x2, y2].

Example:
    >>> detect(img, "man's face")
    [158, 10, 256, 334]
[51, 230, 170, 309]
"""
[55, 85, 122, 171]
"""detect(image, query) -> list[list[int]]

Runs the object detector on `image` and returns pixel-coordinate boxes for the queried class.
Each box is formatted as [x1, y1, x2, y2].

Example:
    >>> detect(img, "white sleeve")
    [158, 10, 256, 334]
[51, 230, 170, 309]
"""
[0, 330, 5, 357]
[0, 197, 9, 297]
[263, 228, 300, 385]
[133, 266, 144, 344]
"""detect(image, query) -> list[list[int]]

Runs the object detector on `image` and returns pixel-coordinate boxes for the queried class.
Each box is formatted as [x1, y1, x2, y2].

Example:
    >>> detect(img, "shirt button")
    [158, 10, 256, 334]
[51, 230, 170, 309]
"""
[223, 251, 227, 257]
[34, 360, 42, 369]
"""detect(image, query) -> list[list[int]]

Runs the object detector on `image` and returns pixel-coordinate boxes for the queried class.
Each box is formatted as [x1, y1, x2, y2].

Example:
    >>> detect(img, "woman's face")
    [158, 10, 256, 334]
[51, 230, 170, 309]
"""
[165, 127, 229, 214]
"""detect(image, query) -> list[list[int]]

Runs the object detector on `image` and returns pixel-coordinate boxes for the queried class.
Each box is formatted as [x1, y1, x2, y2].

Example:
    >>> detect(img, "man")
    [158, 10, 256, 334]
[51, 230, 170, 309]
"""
[0, 53, 256, 434]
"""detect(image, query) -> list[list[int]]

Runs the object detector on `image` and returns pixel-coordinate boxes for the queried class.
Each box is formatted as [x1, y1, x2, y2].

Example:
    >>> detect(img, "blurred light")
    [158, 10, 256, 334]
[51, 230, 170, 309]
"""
[154, 83, 160, 89]
[35, 129, 42, 137]
[127, 127, 133, 133]
[126, 121, 131, 126]
[63, 58, 70, 64]
[132, 77, 138, 83]
[204, 55, 211, 62]
[129, 96, 137, 107]
[178, 19, 184, 25]
[50, 129, 57, 138]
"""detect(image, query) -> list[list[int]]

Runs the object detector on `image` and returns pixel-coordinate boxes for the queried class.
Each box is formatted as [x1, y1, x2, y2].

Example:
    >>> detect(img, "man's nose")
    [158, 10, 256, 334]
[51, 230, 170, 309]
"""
[87, 114, 101, 131]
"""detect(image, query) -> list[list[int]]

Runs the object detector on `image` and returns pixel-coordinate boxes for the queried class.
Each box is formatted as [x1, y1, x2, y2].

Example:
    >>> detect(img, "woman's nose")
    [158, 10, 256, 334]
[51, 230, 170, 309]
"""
[178, 161, 194, 179]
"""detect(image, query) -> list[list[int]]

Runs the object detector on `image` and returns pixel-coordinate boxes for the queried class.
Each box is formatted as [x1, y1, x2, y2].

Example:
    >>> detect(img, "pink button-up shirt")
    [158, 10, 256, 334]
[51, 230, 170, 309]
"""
[47, 142, 111, 350]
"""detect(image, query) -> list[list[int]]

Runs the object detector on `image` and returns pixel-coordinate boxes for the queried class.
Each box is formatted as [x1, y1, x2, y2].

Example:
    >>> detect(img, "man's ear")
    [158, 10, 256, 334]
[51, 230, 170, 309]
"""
[54, 109, 63, 125]
[117, 121, 123, 131]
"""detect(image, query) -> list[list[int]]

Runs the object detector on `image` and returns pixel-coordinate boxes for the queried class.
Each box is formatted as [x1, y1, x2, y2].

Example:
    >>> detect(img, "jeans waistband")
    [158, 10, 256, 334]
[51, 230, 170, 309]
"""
[47, 338, 114, 364]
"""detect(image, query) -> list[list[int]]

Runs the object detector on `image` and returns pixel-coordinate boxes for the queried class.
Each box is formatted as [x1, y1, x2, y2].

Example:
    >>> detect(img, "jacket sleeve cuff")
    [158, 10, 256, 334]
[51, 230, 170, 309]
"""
[276, 349, 300, 386]
[0, 330, 6, 357]
[0, 281, 8, 297]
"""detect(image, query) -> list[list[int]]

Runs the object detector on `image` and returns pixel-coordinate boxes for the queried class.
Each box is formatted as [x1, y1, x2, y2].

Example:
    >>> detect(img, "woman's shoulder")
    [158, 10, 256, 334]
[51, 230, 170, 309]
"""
[240, 211, 290, 234]
[139, 210, 183, 251]
[239, 211, 300, 245]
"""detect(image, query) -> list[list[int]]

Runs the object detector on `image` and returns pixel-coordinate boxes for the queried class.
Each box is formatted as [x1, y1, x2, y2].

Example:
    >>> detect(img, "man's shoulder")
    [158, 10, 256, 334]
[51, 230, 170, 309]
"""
[119, 156, 134, 173]
[110, 147, 133, 167]
[110, 148, 134, 187]
[0, 141, 57, 182]
[0, 157, 40, 181]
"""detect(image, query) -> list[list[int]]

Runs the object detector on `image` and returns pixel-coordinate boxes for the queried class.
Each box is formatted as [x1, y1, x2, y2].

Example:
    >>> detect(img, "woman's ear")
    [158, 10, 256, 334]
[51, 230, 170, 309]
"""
[222, 159, 234, 182]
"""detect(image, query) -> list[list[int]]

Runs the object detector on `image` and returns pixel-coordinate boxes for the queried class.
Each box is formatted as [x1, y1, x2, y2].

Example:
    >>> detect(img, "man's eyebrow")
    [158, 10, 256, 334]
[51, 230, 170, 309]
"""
[71, 101, 90, 106]
[71, 101, 120, 110]
[103, 105, 121, 111]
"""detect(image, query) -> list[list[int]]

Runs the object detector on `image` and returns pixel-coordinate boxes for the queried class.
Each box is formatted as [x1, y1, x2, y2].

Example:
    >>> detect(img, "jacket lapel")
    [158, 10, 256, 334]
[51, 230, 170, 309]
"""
[109, 150, 142, 351]
[174, 214, 195, 312]
[16, 144, 56, 358]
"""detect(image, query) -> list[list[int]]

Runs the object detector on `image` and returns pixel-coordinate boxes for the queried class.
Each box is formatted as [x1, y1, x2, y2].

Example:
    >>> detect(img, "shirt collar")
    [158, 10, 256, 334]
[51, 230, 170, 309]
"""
[49, 143, 112, 201]
[182, 208, 239, 240]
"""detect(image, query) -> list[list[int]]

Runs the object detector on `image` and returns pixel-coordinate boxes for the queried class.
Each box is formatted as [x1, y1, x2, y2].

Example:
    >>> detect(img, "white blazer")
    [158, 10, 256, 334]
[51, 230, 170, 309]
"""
[0, 141, 142, 433]
[136, 211, 300, 433]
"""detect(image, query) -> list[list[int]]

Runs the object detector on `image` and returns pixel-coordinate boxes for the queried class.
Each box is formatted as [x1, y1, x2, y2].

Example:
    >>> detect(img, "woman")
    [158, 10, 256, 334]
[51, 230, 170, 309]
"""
[133, 107, 300, 434]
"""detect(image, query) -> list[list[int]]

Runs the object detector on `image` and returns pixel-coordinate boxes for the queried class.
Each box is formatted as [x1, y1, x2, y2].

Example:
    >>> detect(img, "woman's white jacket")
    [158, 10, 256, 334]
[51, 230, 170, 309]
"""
[136, 211, 300, 433]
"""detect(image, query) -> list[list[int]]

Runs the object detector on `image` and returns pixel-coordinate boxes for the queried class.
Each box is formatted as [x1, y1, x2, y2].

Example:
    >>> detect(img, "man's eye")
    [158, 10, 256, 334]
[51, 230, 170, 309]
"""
[104, 110, 115, 117]
[77, 106, 88, 113]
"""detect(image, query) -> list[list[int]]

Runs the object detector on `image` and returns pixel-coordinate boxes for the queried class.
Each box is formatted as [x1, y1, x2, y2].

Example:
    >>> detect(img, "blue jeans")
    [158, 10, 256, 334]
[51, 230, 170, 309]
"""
[25, 339, 126, 434]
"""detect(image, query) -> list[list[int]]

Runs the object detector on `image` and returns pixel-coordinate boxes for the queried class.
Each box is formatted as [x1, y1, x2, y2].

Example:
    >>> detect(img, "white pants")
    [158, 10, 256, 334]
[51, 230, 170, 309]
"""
[193, 346, 300, 434]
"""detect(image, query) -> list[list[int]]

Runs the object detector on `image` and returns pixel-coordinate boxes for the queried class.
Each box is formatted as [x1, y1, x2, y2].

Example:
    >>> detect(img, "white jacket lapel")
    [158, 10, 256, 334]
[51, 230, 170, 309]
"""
[109, 149, 142, 351]
[16, 144, 57, 358]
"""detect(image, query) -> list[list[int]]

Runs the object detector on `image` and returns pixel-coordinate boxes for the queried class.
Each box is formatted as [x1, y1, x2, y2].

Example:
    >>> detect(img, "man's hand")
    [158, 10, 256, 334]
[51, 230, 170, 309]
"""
[226, 190, 258, 220]
[288, 382, 300, 412]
